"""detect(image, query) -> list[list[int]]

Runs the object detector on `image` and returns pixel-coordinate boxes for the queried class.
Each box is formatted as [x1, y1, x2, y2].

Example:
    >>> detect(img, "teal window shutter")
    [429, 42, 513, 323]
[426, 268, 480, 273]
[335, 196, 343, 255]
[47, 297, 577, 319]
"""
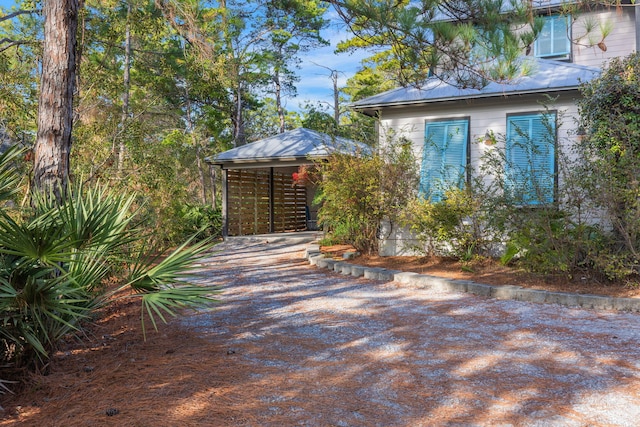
[534, 15, 571, 59]
[506, 113, 556, 204]
[420, 119, 469, 202]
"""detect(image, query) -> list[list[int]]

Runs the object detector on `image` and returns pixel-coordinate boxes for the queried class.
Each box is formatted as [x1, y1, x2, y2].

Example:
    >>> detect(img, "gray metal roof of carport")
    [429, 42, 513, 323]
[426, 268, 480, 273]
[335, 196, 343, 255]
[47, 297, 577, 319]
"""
[207, 127, 368, 168]
[206, 128, 368, 238]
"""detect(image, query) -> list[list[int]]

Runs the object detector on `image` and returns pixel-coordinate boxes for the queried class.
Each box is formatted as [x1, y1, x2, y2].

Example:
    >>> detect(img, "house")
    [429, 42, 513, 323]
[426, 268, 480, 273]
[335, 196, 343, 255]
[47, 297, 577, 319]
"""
[349, 1, 639, 256]
[207, 127, 367, 238]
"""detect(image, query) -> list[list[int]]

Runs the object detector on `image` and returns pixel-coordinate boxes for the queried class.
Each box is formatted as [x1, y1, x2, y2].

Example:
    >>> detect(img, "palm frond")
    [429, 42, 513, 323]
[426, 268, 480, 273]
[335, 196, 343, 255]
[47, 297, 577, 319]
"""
[139, 285, 220, 337]
[0, 210, 73, 268]
[0, 169, 224, 369]
[0, 271, 94, 362]
[31, 182, 140, 253]
[121, 235, 219, 337]
[67, 250, 111, 292]
[127, 235, 215, 291]
[0, 145, 26, 203]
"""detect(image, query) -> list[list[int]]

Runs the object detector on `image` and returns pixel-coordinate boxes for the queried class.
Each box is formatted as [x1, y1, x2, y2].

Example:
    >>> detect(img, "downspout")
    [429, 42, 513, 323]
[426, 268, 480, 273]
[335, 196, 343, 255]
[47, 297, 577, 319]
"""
[636, 4, 640, 54]
[374, 110, 381, 143]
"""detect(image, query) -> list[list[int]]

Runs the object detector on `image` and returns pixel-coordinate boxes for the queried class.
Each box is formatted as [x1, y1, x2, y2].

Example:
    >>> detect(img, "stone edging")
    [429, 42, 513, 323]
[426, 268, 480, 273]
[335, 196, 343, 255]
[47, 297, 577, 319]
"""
[303, 244, 640, 313]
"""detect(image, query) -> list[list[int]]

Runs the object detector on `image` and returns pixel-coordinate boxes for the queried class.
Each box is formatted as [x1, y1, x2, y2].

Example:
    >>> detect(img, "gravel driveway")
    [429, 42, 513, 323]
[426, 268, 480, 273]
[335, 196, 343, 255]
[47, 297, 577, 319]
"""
[183, 237, 640, 426]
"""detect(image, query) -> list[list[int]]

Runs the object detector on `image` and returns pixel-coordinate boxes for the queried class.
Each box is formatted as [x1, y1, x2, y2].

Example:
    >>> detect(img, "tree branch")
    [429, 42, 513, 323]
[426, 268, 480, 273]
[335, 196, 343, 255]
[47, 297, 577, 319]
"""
[0, 37, 30, 53]
[0, 9, 40, 23]
[0, 9, 41, 53]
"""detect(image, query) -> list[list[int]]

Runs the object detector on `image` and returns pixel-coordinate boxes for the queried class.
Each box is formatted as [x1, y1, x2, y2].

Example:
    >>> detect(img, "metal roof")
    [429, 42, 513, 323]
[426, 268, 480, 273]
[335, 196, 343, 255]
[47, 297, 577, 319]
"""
[208, 127, 369, 166]
[434, 1, 580, 22]
[350, 58, 600, 115]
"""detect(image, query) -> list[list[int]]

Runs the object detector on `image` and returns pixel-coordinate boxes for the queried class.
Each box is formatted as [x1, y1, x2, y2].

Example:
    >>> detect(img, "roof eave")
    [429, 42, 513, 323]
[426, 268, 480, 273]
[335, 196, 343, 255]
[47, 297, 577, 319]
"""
[206, 155, 324, 168]
[350, 85, 582, 114]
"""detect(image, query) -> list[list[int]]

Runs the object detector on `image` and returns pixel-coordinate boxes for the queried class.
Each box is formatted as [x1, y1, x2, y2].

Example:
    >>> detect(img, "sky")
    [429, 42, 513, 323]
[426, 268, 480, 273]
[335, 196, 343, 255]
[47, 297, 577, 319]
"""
[288, 15, 369, 113]
[0, 1, 369, 114]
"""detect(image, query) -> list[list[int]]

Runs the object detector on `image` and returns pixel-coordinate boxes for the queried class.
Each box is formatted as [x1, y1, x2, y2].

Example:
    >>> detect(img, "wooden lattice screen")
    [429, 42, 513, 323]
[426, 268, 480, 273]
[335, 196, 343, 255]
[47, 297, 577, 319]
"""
[227, 168, 307, 236]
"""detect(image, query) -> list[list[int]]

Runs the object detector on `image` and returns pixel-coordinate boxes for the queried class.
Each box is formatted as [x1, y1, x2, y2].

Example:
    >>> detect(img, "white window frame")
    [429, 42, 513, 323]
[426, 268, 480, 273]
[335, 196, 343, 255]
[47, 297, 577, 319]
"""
[534, 15, 571, 60]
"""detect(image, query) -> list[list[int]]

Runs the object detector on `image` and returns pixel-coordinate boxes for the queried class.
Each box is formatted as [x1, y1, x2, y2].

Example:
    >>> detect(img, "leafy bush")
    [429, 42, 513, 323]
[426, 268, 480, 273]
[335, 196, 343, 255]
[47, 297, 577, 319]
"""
[404, 188, 488, 259]
[499, 207, 605, 274]
[168, 203, 222, 243]
[315, 151, 382, 253]
[447, 54, 640, 281]
[73, 122, 223, 248]
[576, 52, 640, 273]
[344, 53, 640, 284]
[317, 53, 640, 284]
[315, 138, 418, 254]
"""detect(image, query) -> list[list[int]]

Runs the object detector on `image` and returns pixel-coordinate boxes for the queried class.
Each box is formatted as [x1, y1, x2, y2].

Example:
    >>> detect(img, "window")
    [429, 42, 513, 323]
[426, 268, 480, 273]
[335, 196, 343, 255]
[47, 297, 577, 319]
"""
[505, 113, 556, 205]
[470, 26, 506, 64]
[534, 15, 571, 59]
[419, 119, 469, 202]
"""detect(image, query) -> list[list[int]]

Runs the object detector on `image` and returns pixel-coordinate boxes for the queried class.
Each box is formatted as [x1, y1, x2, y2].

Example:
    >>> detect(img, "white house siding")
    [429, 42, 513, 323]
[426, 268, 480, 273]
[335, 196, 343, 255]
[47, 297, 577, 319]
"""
[570, 6, 637, 68]
[377, 92, 581, 256]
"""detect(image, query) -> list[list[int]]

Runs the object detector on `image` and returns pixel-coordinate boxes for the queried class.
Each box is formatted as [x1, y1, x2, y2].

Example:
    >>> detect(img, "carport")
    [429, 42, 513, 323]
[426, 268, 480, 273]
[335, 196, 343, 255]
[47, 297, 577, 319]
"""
[207, 128, 366, 238]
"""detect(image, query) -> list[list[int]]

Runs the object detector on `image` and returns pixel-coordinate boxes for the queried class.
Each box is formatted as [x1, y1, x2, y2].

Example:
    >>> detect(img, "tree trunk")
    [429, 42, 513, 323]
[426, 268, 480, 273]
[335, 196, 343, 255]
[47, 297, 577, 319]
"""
[195, 147, 207, 204]
[75, 0, 85, 103]
[118, 0, 132, 175]
[274, 69, 285, 134]
[33, 0, 78, 201]
[331, 69, 340, 125]
[233, 84, 246, 146]
[184, 83, 207, 204]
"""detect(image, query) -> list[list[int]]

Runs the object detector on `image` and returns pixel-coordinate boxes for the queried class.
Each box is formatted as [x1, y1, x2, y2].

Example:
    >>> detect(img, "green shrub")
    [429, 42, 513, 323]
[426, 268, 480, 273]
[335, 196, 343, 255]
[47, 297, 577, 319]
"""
[499, 207, 605, 274]
[404, 187, 493, 259]
[388, 54, 640, 283]
[172, 203, 222, 243]
[315, 137, 418, 254]
[576, 52, 640, 274]
[314, 151, 382, 254]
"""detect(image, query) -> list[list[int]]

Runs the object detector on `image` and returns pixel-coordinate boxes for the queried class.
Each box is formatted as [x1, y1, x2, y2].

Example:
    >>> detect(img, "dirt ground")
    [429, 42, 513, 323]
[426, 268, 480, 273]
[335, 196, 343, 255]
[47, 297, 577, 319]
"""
[2, 239, 640, 426]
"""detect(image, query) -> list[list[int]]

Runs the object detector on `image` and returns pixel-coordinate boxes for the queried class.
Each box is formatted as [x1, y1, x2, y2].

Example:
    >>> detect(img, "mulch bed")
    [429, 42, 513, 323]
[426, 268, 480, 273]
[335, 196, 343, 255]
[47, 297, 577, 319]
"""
[320, 244, 640, 299]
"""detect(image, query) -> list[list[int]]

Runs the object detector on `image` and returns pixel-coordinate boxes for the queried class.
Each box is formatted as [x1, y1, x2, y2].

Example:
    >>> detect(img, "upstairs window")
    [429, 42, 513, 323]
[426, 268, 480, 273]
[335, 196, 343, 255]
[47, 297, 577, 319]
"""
[505, 113, 556, 205]
[419, 119, 469, 202]
[534, 15, 571, 59]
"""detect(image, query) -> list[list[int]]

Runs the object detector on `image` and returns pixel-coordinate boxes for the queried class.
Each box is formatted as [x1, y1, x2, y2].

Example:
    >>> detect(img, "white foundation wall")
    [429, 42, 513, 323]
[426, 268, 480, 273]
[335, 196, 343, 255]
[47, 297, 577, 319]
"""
[378, 220, 422, 257]
[377, 93, 581, 256]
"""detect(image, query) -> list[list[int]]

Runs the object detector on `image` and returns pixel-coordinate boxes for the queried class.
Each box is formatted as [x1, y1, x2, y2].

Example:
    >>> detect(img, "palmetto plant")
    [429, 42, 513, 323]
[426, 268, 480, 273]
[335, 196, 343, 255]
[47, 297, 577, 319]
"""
[0, 145, 219, 380]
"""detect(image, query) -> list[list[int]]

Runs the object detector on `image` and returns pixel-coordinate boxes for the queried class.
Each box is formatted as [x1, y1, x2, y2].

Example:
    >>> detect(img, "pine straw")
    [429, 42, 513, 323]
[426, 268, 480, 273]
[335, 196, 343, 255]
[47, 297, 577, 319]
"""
[321, 244, 640, 298]
[0, 291, 260, 426]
